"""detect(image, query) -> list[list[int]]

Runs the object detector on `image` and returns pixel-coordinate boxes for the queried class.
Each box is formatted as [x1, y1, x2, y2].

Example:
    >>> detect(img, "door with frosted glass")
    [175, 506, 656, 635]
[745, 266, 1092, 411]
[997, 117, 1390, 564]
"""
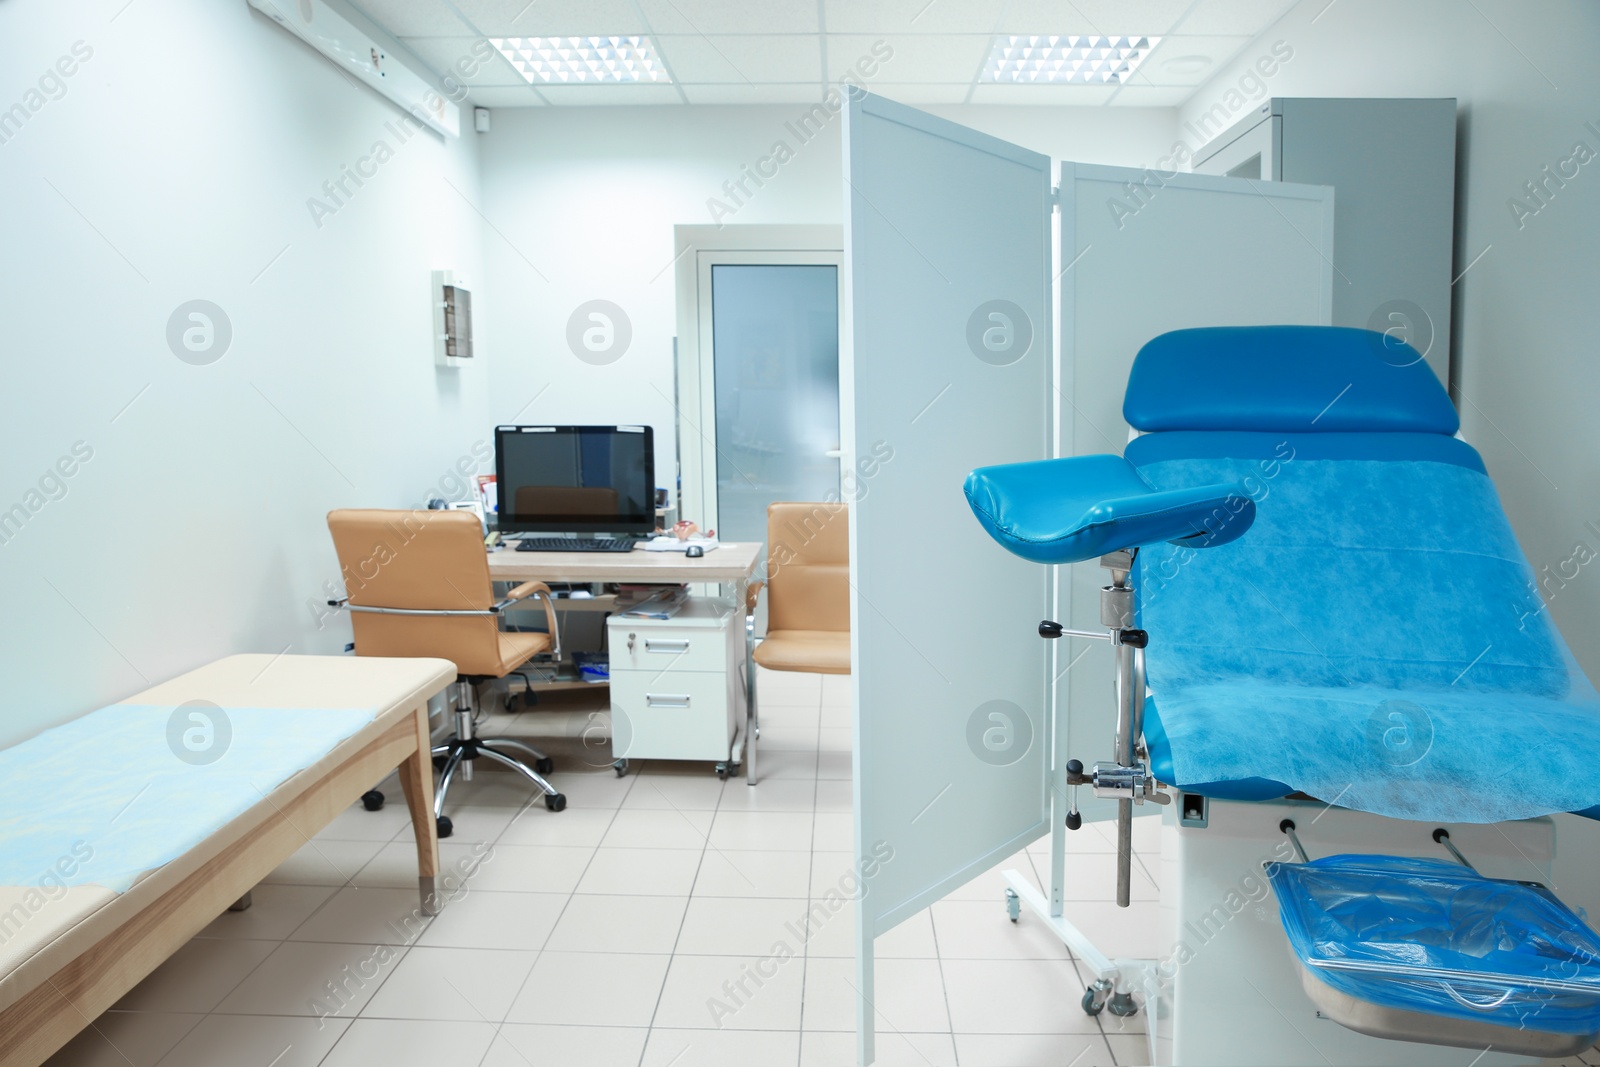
[708, 263, 842, 556]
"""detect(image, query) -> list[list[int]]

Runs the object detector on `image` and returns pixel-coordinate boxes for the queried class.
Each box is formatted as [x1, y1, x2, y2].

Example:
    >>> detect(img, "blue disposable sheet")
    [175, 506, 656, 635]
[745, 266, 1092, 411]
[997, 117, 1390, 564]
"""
[1269, 854, 1600, 1036]
[1133, 454, 1600, 823]
[0, 704, 374, 892]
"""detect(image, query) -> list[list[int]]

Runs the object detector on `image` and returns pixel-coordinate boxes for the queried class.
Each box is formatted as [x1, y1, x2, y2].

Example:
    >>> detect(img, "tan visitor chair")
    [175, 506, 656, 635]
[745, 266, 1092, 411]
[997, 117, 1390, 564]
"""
[749, 501, 851, 678]
[326, 508, 567, 836]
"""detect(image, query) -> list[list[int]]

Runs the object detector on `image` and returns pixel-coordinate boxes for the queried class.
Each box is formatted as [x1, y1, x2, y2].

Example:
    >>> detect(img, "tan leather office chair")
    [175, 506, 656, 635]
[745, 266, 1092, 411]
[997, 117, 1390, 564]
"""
[327, 508, 567, 835]
[749, 501, 850, 676]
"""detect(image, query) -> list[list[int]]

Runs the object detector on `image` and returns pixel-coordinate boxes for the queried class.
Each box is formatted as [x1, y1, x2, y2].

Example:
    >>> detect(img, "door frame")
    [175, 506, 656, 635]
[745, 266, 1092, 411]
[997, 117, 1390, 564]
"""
[672, 224, 843, 537]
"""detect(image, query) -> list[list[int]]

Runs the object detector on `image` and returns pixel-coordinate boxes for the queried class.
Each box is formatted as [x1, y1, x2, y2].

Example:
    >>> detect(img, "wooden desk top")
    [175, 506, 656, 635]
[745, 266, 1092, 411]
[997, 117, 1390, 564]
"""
[486, 541, 762, 584]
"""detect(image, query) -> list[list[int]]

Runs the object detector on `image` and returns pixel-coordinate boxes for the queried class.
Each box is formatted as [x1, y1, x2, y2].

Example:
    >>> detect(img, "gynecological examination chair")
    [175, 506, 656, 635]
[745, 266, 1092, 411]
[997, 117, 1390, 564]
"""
[964, 326, 1600, 1059]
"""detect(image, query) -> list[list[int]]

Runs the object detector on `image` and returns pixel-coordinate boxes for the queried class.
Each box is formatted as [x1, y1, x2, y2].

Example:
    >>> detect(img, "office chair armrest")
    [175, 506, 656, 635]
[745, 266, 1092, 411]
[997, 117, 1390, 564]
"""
[745, 580, 765, 617]
[496, 581, 562, 660]
[503, 580, 553, 603]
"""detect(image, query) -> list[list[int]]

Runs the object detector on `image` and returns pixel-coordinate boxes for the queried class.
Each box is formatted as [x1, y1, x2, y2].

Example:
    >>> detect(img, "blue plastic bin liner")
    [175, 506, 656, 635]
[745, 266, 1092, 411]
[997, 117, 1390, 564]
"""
[1268, 854, 1600, 1036]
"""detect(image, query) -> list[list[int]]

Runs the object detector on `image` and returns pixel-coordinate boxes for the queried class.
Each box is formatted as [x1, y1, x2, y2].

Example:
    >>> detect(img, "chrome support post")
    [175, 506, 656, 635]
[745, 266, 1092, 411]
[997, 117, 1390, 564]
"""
[454, 681, 476, 783]
[1102, 552, 1137, 909]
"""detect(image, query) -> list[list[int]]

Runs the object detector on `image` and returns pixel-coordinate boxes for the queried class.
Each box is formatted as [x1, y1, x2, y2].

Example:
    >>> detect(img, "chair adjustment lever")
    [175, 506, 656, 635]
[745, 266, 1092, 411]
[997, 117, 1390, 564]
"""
[1040, 619, 1145, 645]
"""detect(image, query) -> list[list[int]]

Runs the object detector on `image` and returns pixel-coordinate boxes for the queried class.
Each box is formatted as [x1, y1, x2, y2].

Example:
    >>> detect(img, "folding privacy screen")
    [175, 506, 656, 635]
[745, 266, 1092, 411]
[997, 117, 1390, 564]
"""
[841, 91, 1334, 1064]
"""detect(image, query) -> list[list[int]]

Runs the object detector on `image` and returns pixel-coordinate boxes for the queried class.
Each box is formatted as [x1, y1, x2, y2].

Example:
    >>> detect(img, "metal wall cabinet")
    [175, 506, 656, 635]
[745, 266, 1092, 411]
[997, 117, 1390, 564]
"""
[1193, 98, 1458, 386]
[607, 597, 745, 774]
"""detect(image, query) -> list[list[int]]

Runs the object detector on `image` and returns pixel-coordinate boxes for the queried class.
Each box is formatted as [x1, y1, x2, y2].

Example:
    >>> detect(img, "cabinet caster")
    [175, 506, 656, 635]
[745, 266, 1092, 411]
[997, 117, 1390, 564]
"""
[535, 757, 555, 775]
[361, 789, 385, 811]
[613, 759, 629, 778]
[436, 814, 453, 839]
[715, 762, 730, 780]
[545, 793, 567, 812]
[1005, 887, 1020, 923]
[1082, 978, 1113, 1017]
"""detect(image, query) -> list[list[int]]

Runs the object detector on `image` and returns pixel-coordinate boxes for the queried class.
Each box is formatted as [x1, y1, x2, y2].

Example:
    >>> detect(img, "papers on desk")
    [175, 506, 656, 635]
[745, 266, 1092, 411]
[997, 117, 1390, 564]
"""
[617, 584, 689, 619]
[643, 536, 721, 553]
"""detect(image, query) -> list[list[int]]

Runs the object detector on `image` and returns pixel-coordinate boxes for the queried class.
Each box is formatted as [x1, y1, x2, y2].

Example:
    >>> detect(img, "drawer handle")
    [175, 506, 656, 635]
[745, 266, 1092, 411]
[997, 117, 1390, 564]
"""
[645, 639, 690, 654]
[646, 693, 691, 708]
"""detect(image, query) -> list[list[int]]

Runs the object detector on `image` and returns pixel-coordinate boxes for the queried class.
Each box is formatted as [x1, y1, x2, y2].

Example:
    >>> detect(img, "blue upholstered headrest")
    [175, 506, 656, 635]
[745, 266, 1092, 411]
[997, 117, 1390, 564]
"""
[1124, 326, 1458, 435]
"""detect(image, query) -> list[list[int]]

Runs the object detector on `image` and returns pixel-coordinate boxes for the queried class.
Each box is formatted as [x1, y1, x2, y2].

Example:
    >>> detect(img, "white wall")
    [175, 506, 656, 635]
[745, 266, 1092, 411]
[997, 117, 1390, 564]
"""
[475, 102, 1178, 489]
[0, 0, 489, 746]
[1180, 0, 1600, 679]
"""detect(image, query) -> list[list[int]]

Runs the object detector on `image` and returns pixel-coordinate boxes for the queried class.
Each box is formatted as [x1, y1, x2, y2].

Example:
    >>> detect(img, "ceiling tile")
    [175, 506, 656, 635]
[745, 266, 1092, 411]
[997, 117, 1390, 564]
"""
[399, 37, 525, 86]
[1173, 0, 1297, 36]
[345, 0, 473, 36]
[655, 35, 822, 83]
[466, 86, 549, 106]
[534, 83, 686, 105]
[452, 0, 649, 36]
[1124, 35, 1251, 85]
[827, 34, 986, 83]
[968, 82, 1119, 105]
[822, 0, 1006, 36]
[636, 0, 819, 35]
[1108, 84, 1198, 106]
[993, 0, 1194, 35]
[679, 83, 825, 104]
[866, 83, 974, 105]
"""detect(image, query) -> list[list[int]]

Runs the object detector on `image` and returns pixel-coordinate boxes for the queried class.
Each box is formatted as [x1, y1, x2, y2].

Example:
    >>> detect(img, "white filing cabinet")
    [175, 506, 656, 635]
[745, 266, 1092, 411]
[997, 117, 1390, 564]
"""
[606, 597, 746, 776]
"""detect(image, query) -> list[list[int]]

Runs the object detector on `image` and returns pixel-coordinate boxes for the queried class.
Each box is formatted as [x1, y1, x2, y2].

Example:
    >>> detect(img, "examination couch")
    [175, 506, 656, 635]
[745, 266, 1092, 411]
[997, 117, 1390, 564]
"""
[0, 654, 454, 1067]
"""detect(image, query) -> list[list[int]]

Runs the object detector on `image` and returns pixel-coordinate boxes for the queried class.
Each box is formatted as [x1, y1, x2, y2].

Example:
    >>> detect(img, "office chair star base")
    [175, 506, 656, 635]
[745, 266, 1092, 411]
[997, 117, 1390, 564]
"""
[432, 681, 566, 837]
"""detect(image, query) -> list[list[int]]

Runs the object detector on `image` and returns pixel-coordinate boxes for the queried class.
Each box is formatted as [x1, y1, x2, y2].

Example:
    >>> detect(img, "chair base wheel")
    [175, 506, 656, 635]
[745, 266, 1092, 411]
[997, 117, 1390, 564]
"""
[436, 815, 453, 839]
[545, 793, 567, 812]
[361, 790, 385, 812]
[535, 757, 555, 775]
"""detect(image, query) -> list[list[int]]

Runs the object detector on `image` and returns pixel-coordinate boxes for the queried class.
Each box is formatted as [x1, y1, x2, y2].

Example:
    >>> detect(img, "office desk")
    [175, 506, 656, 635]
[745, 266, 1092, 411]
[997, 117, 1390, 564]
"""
[486, 542, 764, 783]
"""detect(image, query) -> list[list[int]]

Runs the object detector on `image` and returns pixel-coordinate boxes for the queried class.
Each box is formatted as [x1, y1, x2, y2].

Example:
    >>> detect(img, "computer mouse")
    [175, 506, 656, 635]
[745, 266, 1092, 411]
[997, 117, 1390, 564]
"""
[685, 544, 704, 558]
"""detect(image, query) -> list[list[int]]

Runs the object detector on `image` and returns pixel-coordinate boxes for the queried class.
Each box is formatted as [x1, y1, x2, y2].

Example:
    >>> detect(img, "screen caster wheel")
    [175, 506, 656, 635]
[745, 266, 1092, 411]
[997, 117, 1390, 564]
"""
[1005, 888, 1020, 923]
[361, 790, 385, 811]
[715, 762, 731, 780]
[1082, 979, 1113, 1017]
[613, 759, 629, 777]
[436, 814, 453, 839]
[535, 757, 555, 775]
[545, 793, 567, 812]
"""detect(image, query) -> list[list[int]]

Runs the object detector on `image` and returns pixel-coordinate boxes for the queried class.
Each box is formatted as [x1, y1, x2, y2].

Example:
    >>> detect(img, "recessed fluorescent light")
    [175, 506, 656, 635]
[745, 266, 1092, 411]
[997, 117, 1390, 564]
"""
[983, 35, 1160, 84]
[490, 36, 670, 84]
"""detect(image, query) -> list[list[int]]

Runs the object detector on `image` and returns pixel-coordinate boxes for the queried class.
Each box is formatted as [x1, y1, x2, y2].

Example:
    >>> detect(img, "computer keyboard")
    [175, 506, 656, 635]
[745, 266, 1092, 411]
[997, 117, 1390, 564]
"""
[514, 537, 639, 553]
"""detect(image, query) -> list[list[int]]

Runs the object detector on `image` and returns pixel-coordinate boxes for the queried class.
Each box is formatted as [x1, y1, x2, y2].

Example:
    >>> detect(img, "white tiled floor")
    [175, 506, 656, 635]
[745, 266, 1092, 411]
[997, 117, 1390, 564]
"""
[47, 669, 1152, 1067]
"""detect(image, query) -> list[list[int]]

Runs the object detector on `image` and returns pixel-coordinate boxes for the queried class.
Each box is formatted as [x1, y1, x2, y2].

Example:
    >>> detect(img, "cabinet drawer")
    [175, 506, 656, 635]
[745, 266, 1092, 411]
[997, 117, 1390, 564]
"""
[609, 669, 737, 762]
[608, 623, 732, 675]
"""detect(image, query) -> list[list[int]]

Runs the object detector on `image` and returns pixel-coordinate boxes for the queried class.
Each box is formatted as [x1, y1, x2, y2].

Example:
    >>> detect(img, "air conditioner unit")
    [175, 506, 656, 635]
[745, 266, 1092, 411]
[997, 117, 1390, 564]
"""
[247, 0, 460, 138]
